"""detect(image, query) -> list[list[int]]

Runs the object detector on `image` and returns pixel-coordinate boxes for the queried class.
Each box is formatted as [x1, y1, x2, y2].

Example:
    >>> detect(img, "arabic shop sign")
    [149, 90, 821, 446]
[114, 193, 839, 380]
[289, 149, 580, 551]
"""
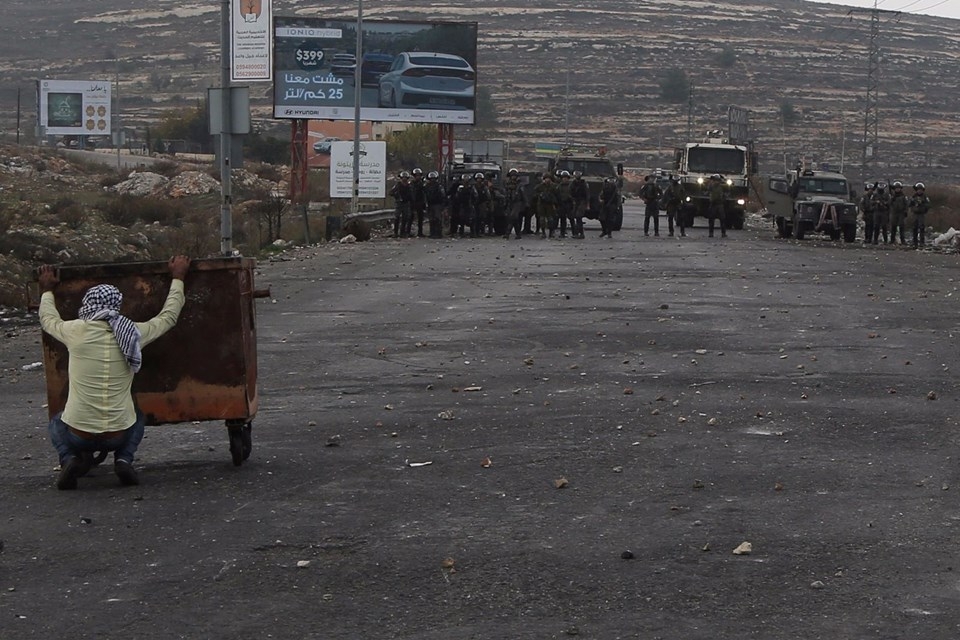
[38, 79, 112, 136]
[329, 141, 386, 199]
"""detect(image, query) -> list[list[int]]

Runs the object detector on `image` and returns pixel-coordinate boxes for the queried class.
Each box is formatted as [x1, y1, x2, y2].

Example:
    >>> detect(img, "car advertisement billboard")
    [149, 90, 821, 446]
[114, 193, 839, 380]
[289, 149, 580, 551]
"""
[38, 80, 112, 136]
[273, 17, 478, 124]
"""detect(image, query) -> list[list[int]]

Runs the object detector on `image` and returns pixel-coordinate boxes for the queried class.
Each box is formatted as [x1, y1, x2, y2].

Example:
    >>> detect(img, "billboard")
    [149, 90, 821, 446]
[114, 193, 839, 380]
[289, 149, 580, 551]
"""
[39, 80, 112, 136]
[231, 0, 273, 82]
[329, 141, 387, 199]
[273, 17, 478, 124]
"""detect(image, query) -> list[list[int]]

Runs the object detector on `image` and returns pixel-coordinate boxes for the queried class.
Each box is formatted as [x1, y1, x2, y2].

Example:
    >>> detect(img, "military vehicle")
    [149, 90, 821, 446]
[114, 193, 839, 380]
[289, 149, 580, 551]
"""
[672, 131, 755, 229]
[547, 149, 625, 230]
[766, 167, 858, 242]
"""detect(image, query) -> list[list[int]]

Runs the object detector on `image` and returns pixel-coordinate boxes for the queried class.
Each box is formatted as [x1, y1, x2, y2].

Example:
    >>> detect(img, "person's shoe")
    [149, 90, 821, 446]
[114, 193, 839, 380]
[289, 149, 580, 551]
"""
[114, 460, 140, 487]
[721, 232, 727, 238]
[668, 232, 674, 237]
[680, 232, 686, 237]
[654, 232, 660, 237]
[709, 232, 714, 237]
[644, 231, 649, 236]
[56, 456, 84, 490]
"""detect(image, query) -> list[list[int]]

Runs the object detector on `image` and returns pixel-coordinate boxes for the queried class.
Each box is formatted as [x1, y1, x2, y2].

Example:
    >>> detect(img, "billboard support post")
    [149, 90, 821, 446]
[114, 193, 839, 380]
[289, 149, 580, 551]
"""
[219, 0, 233, 256]
[350, 0, 363, 217]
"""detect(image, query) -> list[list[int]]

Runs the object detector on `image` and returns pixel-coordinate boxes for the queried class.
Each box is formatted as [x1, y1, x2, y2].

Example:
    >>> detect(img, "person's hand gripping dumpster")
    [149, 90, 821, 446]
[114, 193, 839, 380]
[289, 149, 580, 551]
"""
[38, 255, 192, 489]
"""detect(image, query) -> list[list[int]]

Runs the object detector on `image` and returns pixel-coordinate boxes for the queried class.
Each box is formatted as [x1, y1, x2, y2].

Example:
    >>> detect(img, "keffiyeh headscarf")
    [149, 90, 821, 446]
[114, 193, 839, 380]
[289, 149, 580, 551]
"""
[78, 285, 142, 373]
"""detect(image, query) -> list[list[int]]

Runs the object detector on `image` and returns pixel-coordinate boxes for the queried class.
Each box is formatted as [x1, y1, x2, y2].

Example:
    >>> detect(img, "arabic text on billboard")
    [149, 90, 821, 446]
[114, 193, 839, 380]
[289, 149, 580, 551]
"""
[39, 80, 112, 136]
[329, 141, 387, 199]
[273, 18, 478, 125]
[231, 0, 273, 82]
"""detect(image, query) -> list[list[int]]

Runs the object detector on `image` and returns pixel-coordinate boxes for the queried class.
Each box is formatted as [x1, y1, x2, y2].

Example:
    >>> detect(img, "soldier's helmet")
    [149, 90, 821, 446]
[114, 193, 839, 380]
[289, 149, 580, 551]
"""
[876, 182, 887, 191]
[560, 170, 571, 178]
[412, 168, 423, 176]
[711, 174, 722, 180]
[508, 168, 519, 176]
[670, 174, 680, 182]
[428, 170, 439, 179]
[865, 182, 875, 190]
[400, 171, 411, 179]
[573, 170, 582, 178]
[915, 182, 925, 190]
[474, 172, 485, 180]
[603, 177, 613, 183]
[543, 172, 553, 180]
[893, 181, 903, 189]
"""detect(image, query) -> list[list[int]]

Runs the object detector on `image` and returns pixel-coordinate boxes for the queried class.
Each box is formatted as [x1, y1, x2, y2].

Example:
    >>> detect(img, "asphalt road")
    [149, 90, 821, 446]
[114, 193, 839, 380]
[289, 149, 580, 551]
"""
[2, 204, 960, 639]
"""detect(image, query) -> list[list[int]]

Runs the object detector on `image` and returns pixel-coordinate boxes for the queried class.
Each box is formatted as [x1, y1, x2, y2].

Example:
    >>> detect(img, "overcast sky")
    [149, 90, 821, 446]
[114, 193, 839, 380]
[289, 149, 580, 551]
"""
[809, 0, 960, 20]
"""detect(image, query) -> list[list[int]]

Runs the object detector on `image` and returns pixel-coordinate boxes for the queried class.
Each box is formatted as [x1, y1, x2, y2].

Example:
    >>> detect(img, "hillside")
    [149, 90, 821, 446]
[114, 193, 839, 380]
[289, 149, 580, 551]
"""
[0, 0, 958, 182]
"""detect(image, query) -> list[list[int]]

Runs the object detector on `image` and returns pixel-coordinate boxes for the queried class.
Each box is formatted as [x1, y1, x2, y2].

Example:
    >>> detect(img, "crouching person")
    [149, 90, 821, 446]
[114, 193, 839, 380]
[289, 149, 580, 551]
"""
[38, 255, 191, 489]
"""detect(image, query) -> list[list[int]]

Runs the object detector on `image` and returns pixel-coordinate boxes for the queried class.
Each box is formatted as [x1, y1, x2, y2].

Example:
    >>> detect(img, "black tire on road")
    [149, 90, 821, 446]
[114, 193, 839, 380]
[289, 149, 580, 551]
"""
[795, 221, 806, 240]
[843, 224, 857, 243]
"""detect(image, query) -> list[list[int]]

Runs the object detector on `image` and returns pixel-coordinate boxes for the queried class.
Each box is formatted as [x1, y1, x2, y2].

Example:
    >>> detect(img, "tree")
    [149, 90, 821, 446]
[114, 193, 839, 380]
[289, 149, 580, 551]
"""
[659, 68, 690, 104]
[780, 101, 800, 127]
[718, 46, 737, 69]
[152, 106, 209, 151]
[388, 124, 436, 170]
[473, 86, 499, 131]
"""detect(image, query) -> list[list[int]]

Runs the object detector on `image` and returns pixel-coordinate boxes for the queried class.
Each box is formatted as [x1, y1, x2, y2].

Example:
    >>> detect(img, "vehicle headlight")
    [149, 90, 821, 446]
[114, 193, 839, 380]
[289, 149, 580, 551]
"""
[737, 199, 745, 206]
[685, 196, 691, 202]
[726, 179, 733, 187]
[697, 177, 704, 185]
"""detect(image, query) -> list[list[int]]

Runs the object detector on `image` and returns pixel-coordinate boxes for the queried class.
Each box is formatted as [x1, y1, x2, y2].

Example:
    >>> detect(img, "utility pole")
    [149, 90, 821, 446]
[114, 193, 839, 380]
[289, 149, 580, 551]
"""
[861, 2, 881, 185]
[564, 70, 570, 146]
[686, 83, 694, 141]
[853, 3, 900, 185]
[350, 0, 363, 217]
[219, 0, 233, 256]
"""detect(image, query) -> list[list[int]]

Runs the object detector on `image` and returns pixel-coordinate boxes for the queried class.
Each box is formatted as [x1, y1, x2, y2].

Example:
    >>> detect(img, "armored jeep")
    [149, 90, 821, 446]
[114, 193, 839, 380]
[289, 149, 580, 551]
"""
[766, 168, 858, 242]
[547, 149, 624, 230]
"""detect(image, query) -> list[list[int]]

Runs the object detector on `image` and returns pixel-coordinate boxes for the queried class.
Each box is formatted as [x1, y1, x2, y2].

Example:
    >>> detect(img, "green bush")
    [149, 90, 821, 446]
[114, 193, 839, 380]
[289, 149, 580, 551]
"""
[101, 195, 186, 227]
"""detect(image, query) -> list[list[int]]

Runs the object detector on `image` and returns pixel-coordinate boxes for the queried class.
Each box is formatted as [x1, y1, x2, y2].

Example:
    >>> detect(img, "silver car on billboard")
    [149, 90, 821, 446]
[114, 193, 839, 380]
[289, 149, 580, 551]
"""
[377, 52, 475, 110]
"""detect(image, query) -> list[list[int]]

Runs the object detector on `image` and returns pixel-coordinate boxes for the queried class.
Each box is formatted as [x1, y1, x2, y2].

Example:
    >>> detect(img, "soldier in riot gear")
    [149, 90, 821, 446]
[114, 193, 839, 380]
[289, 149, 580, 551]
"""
[570, 170, 588, 239]
[424, 171, 447, 238]
[707, 174, 727, 238]
[447, 175, 463, 237]
[457, 179, 478, 237]
[871, 182, 891, 245]
[664, 175, 686, 237]
[860, 182, 875, 245]
[910, 182, 931, 249]
[556, 171, 574, 238]
[473, 172, 491, 236]
[889, 181, 908, 245]
[390, 171, 413, 238]
[410, 167, 427, 237]
[599, 177, 618, 238]
[640, 174, 663, 236]
[503, 169, 527, 239]
[533, 173, 559, 238]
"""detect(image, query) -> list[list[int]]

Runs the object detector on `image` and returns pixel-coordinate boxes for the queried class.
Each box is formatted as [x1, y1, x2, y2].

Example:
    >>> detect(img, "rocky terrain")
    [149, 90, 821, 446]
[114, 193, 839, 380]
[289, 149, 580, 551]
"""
[1, 0, 958, 181]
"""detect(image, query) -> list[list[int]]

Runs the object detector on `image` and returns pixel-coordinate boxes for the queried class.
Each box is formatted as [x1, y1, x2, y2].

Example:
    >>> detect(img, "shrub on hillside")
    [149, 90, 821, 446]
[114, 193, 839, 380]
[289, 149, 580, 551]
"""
[51, 198, 88, 229]
[150, 160, 181, 179]
[101, 195, 186, 227]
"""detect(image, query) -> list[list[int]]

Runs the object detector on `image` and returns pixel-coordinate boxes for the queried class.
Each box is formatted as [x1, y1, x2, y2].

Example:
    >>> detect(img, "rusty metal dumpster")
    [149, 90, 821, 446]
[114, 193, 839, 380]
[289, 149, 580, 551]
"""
[39, 257, 266, 466]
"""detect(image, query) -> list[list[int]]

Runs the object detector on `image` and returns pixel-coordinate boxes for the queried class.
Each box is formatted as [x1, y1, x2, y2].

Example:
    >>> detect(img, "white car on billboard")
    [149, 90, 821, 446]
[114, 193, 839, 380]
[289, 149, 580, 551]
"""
[377, 52, 475, 110]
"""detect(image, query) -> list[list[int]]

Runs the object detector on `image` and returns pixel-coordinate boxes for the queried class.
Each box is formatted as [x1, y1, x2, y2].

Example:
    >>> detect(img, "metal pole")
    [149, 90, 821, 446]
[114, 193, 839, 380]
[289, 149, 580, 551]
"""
[115, 63, 121, 170]
[16, 87, 21, 145]
[350, 0, 363, 216]
[219, 0, 234, 255]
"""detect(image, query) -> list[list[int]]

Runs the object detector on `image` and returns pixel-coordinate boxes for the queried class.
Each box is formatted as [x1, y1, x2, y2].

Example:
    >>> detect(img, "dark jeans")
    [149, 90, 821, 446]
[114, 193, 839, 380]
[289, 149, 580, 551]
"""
[48, 411, 145, 465]
[643, 201, 659, 234]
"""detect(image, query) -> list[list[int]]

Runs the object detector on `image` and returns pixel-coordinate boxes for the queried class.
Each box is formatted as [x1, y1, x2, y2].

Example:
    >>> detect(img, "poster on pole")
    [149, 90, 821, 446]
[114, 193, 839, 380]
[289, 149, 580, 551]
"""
[38, 80, 111, 136]
[273, 17, 478, 124]
[329, 141, 386, 199]
[231, 0, 273, 82]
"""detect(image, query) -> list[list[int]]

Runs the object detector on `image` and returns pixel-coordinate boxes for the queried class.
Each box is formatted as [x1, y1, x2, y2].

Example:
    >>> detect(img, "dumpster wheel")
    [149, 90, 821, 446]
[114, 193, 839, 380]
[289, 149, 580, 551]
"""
[227, 421, 252, 467]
